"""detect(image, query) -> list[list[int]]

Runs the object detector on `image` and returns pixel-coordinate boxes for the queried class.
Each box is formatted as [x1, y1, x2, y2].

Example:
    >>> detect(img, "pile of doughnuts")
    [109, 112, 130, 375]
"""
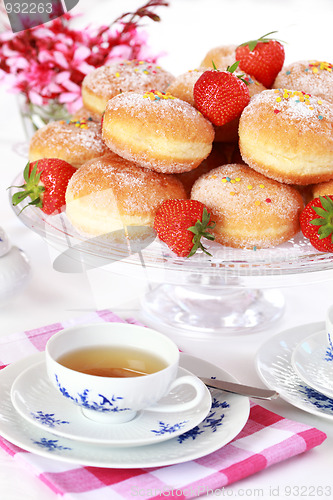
[28, 48, 333, 251]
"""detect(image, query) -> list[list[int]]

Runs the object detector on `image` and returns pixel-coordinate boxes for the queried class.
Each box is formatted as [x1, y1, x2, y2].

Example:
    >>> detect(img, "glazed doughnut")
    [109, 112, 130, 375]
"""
[273, 60, 333, 104]
[238, 89, 333, 185]
[168, 68, 266, 142]
[65, 153, 187, 236]
[29, 118, 108, 168]
[191, 163, 304, 249]
[102, 90, 215, 174]
[200, 45, 237, 70]
[82, 60, 174, 116]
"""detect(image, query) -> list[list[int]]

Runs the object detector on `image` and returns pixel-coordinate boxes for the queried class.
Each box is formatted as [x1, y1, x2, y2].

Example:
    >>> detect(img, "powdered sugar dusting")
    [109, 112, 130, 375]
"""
[67, 155, 186, 215]
[273, 60, 333, 104]
[191, 163, 303, 248]
[30, 119, 108, 159]
[82, 60, 174, 100]
[243, 89, 333, 135]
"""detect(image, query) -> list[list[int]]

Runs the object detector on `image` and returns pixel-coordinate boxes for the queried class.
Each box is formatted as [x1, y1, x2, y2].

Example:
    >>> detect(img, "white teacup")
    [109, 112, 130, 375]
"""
[45, 322, 206, 424]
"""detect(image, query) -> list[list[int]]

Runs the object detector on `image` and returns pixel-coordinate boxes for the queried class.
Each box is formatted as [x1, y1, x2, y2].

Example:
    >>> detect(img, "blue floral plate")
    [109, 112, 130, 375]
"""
[256, 321, 333, 419]
[0, 352, 249, 468]
[11, 360, 212, 447]
[291, 330, 333, 399]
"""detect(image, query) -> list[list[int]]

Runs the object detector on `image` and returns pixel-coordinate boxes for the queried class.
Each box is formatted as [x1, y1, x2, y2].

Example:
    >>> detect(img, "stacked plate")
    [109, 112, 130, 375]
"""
[0, 352, 250, 468]
[256, 306, 333, 419]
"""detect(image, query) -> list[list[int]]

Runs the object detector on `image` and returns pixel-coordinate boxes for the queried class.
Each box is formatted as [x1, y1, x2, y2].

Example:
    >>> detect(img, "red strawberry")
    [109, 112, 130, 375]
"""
[11, 158, 76, 215]
[193, 61, 250, 126]
[235, 31, 285, 88]
[300, 195, 333, 252]
[153, 199, 216, 257]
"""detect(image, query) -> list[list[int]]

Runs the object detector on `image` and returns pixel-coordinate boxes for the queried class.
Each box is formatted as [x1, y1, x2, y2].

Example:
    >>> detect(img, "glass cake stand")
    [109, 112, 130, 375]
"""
[9, 174, 333, 338]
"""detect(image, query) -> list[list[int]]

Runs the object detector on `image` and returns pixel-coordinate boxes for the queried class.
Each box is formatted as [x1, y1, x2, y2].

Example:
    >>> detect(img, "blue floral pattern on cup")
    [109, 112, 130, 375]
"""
[55, 374, 131, 413]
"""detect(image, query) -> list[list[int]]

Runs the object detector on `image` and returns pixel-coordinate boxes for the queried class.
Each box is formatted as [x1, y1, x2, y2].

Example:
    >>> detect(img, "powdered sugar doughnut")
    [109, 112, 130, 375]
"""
[65, 153, 187, 236]
[175, 143, 227, 196]
[102, 90, 215, 174]
[168, 68, 266, 142]
[312, 180, 333, 198]
[273, 60, 333, 104]
[29, 118, 108, 168]
[191, 163, 304, 249]
[239, 89, 333, 185]
[82, 60, 174, 116]
[200, 45, 237, 70]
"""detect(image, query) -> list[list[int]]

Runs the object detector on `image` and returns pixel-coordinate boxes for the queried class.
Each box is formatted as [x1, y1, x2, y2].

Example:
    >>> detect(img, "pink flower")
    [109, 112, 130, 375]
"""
[0, 3, 168, 113]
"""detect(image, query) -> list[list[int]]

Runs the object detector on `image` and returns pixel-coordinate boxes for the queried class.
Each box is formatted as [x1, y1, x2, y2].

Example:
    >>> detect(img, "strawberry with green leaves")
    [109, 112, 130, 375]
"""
[193, 61, 250, 127]
[300, 195, 333, 252]
[235, 31, 285, 88]
[11, 158, 76, 215]
[153, 199, 216, 257]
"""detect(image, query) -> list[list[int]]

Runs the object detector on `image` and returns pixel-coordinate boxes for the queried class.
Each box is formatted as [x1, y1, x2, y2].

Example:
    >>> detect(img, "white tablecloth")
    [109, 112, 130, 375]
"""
[1, 0, 333, 498]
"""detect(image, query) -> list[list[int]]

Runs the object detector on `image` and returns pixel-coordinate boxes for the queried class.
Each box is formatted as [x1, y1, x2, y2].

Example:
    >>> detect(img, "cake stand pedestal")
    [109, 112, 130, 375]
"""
[140, 282, 285, 339]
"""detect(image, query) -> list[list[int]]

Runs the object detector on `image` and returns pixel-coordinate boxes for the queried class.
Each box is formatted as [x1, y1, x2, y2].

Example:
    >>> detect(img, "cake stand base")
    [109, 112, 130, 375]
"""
[140, 284, 285, 339]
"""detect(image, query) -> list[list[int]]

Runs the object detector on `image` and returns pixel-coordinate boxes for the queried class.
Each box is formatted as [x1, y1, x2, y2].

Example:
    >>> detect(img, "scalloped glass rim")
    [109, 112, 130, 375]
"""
[9, 173, 333, 280]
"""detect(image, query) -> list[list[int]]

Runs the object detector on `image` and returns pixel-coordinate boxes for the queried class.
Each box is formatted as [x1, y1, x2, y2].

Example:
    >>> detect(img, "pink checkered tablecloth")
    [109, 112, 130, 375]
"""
[0, 310, 326, 499]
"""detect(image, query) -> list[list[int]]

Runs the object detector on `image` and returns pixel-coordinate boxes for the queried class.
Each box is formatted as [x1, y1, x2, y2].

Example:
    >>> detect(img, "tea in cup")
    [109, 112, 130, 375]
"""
[45, 322, 206, 423]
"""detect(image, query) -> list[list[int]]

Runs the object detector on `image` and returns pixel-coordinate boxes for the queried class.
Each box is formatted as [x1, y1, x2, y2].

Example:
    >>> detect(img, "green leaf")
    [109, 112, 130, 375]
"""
[11, 191, 31, 206]
[313, 206, 329, 218]
[227, 61, 240, 73]
[23, 161, 31, 183]
[319, 195, 333, 212]
[310, 218, 326, 226]
[318, 226, 333, 239]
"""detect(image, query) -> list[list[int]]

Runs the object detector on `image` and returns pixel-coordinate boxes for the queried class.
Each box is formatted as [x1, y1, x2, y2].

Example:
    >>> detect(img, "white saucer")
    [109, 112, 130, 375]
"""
[11, 361, 212, 447]
[0, 352, 249, 468]
[291, 330, 333, 399]
[256, 321, 333, 419]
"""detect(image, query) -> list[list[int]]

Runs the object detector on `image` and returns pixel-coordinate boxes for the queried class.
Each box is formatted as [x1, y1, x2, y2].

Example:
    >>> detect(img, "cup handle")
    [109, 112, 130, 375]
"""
[147, 375, 207, 413]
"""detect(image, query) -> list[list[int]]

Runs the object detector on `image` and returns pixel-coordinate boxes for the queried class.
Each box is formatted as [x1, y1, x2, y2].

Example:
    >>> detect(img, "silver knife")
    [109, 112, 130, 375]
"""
[199, 377, 279, 400]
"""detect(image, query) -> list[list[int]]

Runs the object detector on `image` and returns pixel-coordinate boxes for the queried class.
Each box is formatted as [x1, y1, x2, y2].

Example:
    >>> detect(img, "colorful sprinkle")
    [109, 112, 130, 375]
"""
[274, 88, 324, 120]
[265, 198, 272, 203]
[255, 200, 261, 206]
[259, 184, 265, 189]
[61, 118, 90, 129]
[143, 90, 175, 101]
[247, 185, 253, 190]
[309, 61, 333, 73]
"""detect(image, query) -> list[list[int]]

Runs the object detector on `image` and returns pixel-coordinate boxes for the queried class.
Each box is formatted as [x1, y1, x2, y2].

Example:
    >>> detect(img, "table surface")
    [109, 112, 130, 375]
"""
[1, 0, 333, 498]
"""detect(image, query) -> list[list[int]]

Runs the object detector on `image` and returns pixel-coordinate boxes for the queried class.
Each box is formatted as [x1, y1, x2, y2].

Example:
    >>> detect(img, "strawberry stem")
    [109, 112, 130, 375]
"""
[239, 31, 282, 51]
[187, 208, 216, 257]
[11, 161, 45, 212]
[310, 196, 333, 242]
